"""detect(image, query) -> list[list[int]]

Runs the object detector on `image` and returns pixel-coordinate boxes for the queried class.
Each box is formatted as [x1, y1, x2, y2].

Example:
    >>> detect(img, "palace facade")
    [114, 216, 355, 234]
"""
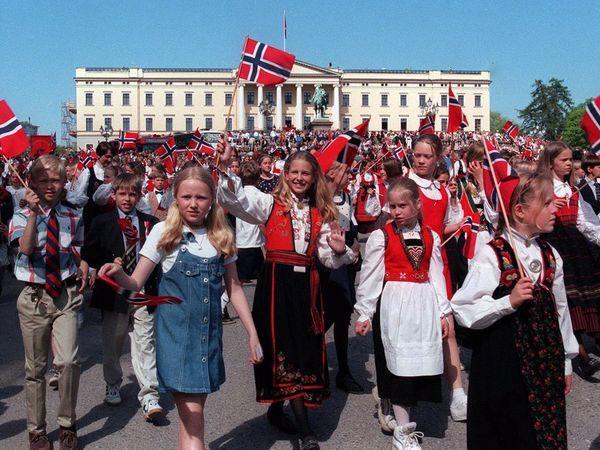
[74, 61, 490, 148]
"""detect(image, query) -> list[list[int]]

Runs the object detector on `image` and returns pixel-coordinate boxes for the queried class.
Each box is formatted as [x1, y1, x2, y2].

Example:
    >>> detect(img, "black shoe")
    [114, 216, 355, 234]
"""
[267, 406, 298, 434]
[300, 435, 320, 450]
[574, 356, 600, 379]
[222, 308, 237, 325]
[336, 372, 364, 394]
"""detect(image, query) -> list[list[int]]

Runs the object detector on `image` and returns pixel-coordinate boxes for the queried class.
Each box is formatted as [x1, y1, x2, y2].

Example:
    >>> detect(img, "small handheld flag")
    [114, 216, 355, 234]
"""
[0, 100, 30, 158]
[99, 274, 182, 306]
[581, 96, 600, 155]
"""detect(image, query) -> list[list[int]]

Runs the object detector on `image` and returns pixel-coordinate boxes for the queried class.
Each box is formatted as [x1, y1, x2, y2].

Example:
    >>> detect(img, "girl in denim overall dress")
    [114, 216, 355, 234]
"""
[100, 166, 263, 450]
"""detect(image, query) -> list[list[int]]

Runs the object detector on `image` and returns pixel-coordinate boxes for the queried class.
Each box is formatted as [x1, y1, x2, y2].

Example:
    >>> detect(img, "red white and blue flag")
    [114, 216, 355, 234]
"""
[118, 131, 139, 151]
[187, 129, 215, 156]
[461, 216, 479, 259]
[581, 95, 600, 155]
[0, 100, 30, 158]
[447, 85, 467, 132]
[392, 145, 405, 161]
[77, 148, 97, 171]
[503, 121, 519, 141]
[99, 274, 182, 307]
[238, 37, 296, 86]
[418, 114, 435, 135]
[315, 121, 369, 172]
[155, 136, 177, 174]
[482, 136, 519, 212]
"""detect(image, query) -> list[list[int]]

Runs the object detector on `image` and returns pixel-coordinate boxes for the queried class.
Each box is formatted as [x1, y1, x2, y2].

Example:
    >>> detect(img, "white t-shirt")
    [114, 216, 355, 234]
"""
[140, 222, 237, 272]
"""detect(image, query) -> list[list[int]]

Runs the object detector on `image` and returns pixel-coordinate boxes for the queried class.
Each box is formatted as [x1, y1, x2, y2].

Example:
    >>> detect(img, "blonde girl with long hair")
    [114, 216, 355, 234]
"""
[216, 139, 355, 450]
[100, 166, 262, 450]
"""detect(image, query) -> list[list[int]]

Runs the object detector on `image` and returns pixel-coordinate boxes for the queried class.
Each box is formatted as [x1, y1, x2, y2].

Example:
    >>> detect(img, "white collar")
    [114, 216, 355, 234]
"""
[409, 171, 440, 189]
[118, 208, 137, 219]
[504, 229, 539, 248]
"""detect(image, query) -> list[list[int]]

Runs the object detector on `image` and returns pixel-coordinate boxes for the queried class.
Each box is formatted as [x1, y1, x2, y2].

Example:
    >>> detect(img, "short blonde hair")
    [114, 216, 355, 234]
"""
[30, 155, 66, 182]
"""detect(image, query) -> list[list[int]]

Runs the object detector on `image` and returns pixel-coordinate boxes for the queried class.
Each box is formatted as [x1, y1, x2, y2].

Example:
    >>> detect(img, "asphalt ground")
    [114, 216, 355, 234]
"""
[0, 272, 599, 449]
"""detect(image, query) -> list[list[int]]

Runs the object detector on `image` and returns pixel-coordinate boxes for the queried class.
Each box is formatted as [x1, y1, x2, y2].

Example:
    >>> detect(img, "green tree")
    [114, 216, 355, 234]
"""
[518, 78, 573, 140]
[561, 99, 593, 149]
[489, 111, 511, 132]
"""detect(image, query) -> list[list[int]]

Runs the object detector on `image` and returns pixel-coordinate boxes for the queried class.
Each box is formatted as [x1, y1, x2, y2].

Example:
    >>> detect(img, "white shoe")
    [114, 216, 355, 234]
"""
[450, 395, 468, 422]
[392, 422, 423, 450]
[104, 384, 122, 406]
[143, 398, 164, 421]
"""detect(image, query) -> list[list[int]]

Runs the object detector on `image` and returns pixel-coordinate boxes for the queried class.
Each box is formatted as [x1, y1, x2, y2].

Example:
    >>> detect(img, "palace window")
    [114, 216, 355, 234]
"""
[205, 117, 213, 129]
[400, 94, 407, 107]
[225, 93, 233, 106]
[204, 93, 212, 107]
[303, 115, 311, 128]
[186, 93, 194, 106]
[145, 93, 153, 106]
[342, 117, 350, 130]
[303, 91, 312, 105]
[85, 117, 93, 132]
[225, 117, 233, 131]
[165, 117, 173, 132]
[441, 118, 448, 132]
[400, 118, 407, 131]
[441, 94, 447, 107]
[266, 91, 274, 104]
[458, 94, 464, 106]
[246, 116, 255, 130]
[381, 117, 388, 131]
[285, 92, 293, 105]
[381, 94, 388, 107]
[122, 117, 130, 131]
[362, 94, 369, 107]
[165, 93, 173, 106]
[419, 95, 426, 107]
[145, 117, 153, 131]
[475, 118, 481, 132]
[475, 95, 482, 108]
[104, 93, 112, 106]
[342, 94, 350, 107]
[104, 117, 112, 129]
[247, 92, 255, 105]
[186, 117, 194, 131]
[122, 93, 130, 106]
[85, 92, 93, 106]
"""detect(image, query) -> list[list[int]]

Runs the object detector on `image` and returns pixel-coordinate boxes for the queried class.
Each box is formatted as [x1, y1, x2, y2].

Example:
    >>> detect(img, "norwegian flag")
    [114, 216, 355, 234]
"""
[118, 131, 139, 151]
[238, 37, 296, 86]
[418, 114, 435, 135]
[482, 136, 519, 212]
[581, 96, 600, 155]
[155, 136, 177, 174]
[392, 145, 405, 161]
[314, 121, 369, 172]
[99, 274, 182, 306]
[503, 121, 519, 141]
[461, 216, 480, 259]
[447, 85, 467, 133]
[0, 100, 30, 158]
[77, 148, 97, 171]
[187, 129, 215, 155]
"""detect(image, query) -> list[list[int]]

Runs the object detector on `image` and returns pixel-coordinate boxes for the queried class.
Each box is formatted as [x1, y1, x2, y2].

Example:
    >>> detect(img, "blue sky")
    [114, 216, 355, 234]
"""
[1, 0, 599, 137]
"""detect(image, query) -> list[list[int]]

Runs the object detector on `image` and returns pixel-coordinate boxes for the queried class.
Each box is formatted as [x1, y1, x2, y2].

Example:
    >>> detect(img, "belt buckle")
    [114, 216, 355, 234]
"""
[293, 266, 306, 273]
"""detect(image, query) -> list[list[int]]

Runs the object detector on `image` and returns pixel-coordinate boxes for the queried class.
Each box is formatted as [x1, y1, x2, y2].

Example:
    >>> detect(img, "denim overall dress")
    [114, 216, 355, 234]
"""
[154, 234, 226, 393]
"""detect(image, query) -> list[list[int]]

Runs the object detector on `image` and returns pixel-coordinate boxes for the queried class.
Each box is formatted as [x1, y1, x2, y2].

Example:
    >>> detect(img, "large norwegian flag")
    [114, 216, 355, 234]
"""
[447, 85, 467, 133]
[314, 121, 369, 172]
[581, 96, 600, 155]
[238, 37, 296, 86]
[481, 136, 519, 212]
[0, 100, 30, 158]
[418, 114, 435, 135]
[502, 120, 519, 141]
[118, 131, 139, 151]
[187, 129, 215, 156]
[155, 136, 178, 174]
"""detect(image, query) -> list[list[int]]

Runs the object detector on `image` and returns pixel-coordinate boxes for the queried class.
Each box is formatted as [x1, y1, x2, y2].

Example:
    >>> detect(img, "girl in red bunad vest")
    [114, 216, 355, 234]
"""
[407, 134, 468, 421]
[452, 173, 578, 450]
[537, 141, 600, 378]
[355, 178, 452, 450]
[216, 139, 355, 450]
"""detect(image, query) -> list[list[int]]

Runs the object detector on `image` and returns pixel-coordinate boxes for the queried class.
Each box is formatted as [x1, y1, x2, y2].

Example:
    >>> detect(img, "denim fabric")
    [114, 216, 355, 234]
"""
[155, 238, 225, 393]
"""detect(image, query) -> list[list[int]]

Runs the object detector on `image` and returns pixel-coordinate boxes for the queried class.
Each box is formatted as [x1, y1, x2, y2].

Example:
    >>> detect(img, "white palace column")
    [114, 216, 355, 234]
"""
[276, 84, 283, 130]
[295, 84, 303, 129]
[332, 84, 341, 129]
[257, 85, 264, 130]
[237, 83, 246, 130]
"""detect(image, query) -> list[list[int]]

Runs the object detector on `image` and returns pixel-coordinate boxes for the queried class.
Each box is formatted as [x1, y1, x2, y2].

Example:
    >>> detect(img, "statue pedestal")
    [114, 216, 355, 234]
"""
[308, 118, 333, 132]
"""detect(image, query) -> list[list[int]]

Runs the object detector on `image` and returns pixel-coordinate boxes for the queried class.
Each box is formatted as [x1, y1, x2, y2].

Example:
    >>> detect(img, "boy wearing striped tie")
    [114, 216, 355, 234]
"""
[82, 173, 163, 421]
[10, 155, 87, 450]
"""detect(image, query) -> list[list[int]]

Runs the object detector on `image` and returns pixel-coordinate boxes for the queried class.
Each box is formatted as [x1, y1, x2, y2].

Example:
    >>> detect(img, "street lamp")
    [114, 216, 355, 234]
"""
[420, 97, 440, 117]
[259, 100, 275, 129]
[99, 125, 114, 141]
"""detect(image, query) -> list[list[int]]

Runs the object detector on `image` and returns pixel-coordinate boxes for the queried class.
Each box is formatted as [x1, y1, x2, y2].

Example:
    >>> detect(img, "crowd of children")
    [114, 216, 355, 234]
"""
[3, 129, 600, 450]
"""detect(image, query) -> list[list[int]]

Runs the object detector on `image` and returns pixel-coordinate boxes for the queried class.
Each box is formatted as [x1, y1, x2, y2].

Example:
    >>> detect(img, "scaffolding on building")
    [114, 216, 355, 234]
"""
[61, 101, 77, 149]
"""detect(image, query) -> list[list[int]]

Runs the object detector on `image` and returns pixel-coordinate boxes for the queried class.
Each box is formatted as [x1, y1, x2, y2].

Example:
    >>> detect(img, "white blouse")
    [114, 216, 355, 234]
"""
[553, 179, 600, 247]
[451, 230, 578, 375]
[217, 171, 355, 269]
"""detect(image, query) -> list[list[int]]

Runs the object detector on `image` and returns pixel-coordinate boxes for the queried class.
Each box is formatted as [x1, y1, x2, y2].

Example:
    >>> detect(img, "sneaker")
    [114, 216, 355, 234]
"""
[48, 365, 59, 390]
[142, 398, 165, 421]
[58, 427, 77, 450]
[373, 386, 396, 434]
[104, 384, 121, 406]
[450, 395, 468, 422]
[28, 431, 52, 450]
[392, 422, 423, 450]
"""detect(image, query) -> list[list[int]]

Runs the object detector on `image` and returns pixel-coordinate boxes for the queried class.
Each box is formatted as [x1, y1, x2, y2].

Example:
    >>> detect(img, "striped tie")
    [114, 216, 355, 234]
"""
[118, 217, 139, 275]
[44, 209, 62, 297]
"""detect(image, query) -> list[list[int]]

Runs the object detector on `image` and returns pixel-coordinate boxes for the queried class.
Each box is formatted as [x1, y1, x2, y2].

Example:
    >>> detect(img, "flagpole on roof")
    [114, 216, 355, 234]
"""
[283, 11, 287, 52]
[481, 136, 525, 277]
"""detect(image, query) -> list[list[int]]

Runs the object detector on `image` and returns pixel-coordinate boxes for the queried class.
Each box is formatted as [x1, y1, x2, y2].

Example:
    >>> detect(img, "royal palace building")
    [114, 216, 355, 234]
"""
[74, 61, 490, 148]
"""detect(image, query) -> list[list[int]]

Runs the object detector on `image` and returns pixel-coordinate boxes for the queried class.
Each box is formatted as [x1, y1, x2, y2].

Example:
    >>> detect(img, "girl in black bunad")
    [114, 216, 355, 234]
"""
[536, 141, 600, 377]
[452, 171, 578, 450]
[216, 138, 355, 450]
